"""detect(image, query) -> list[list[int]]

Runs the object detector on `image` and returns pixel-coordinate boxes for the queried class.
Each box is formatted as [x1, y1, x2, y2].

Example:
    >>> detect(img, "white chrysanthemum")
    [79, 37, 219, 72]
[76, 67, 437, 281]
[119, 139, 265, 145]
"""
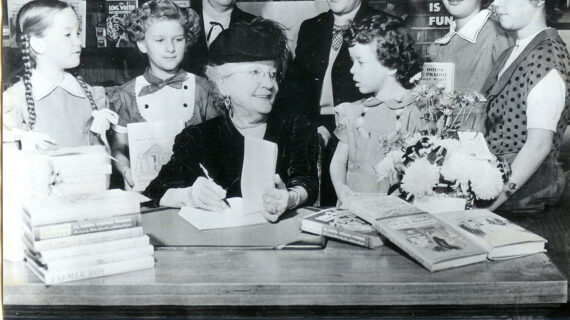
[440, 149, 473, 186]
[436, 138, 461, 155]
[470, 160, 504, 200]
[374, 150, 404, 181]
[401, 158, 439, 198]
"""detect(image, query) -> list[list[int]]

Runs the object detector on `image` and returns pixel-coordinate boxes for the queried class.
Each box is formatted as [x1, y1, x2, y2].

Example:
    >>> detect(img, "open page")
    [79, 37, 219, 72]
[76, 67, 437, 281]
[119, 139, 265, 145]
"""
[241, 136, 278, 214]
[178, 198, 268, 230]
[127, 120, 185, 191]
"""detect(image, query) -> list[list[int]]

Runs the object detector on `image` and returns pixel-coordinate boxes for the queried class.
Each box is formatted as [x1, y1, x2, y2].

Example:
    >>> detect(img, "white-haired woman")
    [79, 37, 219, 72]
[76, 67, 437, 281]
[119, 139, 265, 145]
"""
[144, 18, 319, 222]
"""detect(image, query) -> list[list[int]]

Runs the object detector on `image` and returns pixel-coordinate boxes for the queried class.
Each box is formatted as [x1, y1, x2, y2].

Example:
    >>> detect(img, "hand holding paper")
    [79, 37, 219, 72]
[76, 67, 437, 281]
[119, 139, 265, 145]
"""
[262, 174, 289, 222]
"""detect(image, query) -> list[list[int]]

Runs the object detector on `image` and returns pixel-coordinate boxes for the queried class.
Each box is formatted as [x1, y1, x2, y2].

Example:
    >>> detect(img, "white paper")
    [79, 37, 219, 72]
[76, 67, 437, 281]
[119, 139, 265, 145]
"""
[178, 198, 268, 230]
[127, 120, 185, 191]
[241, 136, 278, 214]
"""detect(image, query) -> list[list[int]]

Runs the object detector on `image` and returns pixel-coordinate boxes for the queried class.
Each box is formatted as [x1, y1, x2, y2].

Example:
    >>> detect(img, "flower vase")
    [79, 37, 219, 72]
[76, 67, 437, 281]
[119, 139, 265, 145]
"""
[450, 101, 487, 133]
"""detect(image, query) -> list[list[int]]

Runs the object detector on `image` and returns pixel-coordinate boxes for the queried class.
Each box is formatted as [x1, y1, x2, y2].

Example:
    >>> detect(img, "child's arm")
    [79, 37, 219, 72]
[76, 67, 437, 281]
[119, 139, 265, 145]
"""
[110, 131, 134, 188]
[330, 141, 353, 206]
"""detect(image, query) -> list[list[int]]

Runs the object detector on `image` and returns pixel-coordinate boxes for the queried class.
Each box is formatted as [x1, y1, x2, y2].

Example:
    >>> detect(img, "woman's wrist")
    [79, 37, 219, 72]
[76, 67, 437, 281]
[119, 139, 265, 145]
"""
[286, 186, 307, 210]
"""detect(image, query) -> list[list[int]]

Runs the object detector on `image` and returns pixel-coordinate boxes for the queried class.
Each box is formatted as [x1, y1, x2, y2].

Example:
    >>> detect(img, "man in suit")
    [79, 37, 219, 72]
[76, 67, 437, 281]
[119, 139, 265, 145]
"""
[275, 0, 390, 206]
[183, 0, 256, 75]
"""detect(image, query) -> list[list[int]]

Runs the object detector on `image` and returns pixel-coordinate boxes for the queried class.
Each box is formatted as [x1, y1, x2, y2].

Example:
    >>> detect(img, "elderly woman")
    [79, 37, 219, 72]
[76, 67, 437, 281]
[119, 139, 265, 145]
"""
[482, 0, 569, 212]
[143, 18, 319, 222]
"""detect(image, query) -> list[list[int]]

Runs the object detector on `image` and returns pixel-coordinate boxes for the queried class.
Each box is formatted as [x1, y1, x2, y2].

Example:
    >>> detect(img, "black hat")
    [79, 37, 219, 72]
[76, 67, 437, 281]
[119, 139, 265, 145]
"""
[208, 18, 288, 65]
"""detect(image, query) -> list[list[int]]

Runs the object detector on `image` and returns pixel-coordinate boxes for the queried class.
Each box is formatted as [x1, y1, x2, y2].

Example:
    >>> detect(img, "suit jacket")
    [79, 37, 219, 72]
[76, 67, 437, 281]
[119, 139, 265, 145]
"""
[274, 3, 387, 131]
[183, 0, 257, 75]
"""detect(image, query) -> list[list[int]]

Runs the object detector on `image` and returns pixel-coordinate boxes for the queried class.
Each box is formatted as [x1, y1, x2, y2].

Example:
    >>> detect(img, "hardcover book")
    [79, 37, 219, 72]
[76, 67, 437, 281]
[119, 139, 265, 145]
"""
[349, 195, 487, 272]
[421, 62, 455, 93]
[299, 207, 384, 249]
[432, 209, 547, 260]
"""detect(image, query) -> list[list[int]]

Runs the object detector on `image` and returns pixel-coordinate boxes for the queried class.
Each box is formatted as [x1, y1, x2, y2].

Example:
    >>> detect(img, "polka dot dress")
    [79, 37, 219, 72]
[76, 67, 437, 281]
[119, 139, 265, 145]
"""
[486, 33, 570, 161]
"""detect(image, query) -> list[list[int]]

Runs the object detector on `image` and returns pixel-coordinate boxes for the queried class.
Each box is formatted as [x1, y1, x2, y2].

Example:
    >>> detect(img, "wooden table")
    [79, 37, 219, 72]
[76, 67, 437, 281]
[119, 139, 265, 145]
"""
[3, 208, 569, 318]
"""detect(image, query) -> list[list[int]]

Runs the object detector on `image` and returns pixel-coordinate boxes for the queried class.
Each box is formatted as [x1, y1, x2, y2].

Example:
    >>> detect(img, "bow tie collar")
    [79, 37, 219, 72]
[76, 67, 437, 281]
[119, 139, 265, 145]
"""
[138, 69, 188, 97]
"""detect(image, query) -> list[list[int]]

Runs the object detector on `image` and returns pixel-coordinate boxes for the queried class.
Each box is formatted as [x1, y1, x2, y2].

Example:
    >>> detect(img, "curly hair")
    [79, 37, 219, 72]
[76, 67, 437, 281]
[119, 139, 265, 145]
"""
[123, 0, 201, 47]
[345, 15, 423, 89]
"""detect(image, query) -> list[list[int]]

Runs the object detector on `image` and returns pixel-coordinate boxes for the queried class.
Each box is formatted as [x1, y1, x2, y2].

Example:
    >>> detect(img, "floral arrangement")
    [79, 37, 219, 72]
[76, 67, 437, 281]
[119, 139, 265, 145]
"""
[374, 133, 509, 209]
[412, 84, 487, 136]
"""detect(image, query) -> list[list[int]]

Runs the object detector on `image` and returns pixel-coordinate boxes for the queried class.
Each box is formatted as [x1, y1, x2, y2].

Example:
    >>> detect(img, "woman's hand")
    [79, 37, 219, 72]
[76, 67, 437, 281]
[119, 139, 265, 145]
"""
[191, 176, 228, 212]
[262, 174, 289, 222]
[19, 130, 57, 151]
[123, 166, 134, 189]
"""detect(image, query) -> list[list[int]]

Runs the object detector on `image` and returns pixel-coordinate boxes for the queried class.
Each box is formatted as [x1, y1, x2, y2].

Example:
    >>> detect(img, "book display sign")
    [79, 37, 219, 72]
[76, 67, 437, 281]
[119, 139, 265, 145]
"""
[105, 0, 137, 47]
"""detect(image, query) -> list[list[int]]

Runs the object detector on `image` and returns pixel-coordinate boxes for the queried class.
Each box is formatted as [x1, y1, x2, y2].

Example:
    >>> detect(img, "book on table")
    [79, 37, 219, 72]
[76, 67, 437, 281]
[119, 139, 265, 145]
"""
[299, 207, 384, 249]
[349, 194, 488, 272]
[431, 209, 547, 260]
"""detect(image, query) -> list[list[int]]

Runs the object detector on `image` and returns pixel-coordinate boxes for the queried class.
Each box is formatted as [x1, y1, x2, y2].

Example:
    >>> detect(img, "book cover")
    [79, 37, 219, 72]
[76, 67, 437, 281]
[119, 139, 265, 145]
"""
[105, 0, 137, 48]
[127, 120, 185, 191]
[350, 194, 487, 272]
[300, 207, 384, 249]
[432, 209, 547, 260]
[25, 254, 155, 285]
[35, 235, 150, 262]
[28, 244, 154, 272]
[27, 213, 142, 241]
[25, 226, 145, 252]
[23, 189, 148, 226]
[421, 62, 455, 93]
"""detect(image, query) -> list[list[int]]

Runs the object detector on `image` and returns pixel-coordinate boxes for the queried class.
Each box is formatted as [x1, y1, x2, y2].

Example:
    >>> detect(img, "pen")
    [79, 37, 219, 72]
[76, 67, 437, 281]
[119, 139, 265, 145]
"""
[199, 163, 231, 208]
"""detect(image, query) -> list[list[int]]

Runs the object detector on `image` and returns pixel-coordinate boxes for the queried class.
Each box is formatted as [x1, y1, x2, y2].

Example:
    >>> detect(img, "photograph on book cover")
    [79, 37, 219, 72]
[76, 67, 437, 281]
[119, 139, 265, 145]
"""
[2, 0, 569, 318]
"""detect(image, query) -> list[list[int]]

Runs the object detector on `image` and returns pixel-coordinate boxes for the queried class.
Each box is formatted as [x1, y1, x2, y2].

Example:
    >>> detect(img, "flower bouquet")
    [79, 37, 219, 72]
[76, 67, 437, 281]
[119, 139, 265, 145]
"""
[412, 84, 487, 136]
[374, 133, 510, 212]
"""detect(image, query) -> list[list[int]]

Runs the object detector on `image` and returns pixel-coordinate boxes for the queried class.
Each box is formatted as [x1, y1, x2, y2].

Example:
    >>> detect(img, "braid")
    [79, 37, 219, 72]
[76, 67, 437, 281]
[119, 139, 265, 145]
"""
[76, 75, 97, 111]
[20, 34, 36, 130]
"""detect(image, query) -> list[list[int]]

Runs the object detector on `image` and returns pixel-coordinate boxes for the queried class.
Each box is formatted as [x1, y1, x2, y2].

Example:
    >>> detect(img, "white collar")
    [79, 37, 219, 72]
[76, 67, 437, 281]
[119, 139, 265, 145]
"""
[31, 71, 85, 100]
[202, 0, 232, 25]
[333, 3, 361, 26]
[435, 9, 491, 44]
[514, 27, 549, 51]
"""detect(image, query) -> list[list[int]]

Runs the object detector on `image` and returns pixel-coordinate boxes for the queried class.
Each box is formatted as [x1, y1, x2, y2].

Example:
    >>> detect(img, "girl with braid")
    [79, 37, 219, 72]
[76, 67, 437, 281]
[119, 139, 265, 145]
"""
[3, 0, 117, 151]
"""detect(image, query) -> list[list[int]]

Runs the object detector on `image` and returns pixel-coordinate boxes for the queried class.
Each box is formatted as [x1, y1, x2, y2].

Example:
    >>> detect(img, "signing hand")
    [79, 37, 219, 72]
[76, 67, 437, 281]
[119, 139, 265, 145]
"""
[191, 176, 228, 212]
[262, 174, 289, 222]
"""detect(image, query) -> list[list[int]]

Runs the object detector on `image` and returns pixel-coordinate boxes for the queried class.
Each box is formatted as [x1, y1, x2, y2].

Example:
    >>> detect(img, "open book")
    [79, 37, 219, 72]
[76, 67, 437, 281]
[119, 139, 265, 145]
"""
[432, 209, 547, 260]
[349, 194, 487, 272]
[178, 137, 278, 230]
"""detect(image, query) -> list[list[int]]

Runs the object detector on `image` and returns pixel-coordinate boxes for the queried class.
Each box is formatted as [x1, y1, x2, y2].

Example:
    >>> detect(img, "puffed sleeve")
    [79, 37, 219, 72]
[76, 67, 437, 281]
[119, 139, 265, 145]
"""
[142, 124, 205, 206]
[279, 114, 319, 204]
[105, 81, 138, 133]
[192, 75, 224, 124]
[2, 82, 27, 142]
[333, 102, 352, 143]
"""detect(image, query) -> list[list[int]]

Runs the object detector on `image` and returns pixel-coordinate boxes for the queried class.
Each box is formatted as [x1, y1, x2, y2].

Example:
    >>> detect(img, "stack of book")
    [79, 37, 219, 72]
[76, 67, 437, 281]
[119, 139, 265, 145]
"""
[22, 190, 155, 285]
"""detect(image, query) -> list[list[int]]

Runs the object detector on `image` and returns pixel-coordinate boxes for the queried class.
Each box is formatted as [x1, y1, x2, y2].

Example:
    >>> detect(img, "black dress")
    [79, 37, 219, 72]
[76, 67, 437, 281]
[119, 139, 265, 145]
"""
[143, 112, 319, 207]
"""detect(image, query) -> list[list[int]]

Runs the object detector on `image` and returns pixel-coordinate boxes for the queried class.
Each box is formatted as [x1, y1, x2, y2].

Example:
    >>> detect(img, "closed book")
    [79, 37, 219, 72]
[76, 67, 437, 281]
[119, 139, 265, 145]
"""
[300, 207, 383, 249]
[350, 195, 487, 272]
[34, 235, 150, 262]
[23, 190, 148, 226]
[432, 209, 547, 260]
[27, 213, 142, 241]
[421, 62, 455, 93]
[25, 254, 155, 285]
[25, 226, 144, 252]
[49, 174, 109, 195]
[28, 244, 154, 271]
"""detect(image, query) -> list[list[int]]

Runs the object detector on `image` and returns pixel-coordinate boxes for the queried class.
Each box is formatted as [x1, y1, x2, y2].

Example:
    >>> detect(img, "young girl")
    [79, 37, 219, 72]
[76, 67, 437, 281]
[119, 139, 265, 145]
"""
[427, 0, 512, 92]
[3, 0, 114, 150]
[108, 0, 223, 187]
[330, 16, 424, 206]
[482, 0, 569, 212]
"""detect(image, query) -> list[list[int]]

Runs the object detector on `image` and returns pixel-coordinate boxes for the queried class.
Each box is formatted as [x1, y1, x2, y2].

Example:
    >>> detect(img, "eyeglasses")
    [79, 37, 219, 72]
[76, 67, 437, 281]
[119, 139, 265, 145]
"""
[229, 69, 283, 83]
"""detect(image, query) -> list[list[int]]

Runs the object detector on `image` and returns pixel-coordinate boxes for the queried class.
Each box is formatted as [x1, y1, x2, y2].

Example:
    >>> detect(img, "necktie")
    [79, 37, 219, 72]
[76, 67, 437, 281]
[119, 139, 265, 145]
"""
[332, 25, 347, 51]
[207, 21, 225, 43]
[138, 72, 188, 97]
